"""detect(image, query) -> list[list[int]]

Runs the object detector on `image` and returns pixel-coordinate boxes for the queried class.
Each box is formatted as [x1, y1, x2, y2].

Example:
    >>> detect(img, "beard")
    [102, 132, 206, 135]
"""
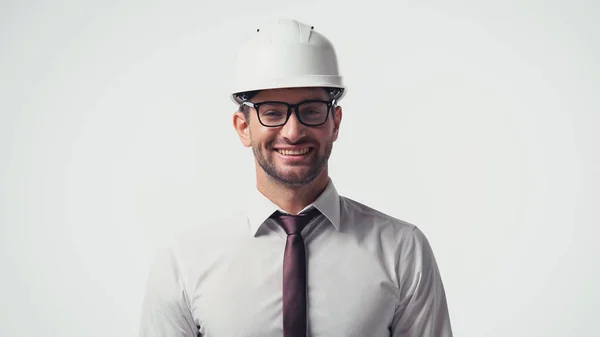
[252, 138, 333, 187]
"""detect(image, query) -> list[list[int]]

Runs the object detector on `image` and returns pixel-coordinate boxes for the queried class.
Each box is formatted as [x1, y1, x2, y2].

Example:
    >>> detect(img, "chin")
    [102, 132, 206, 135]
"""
[275, 169, 323, 186]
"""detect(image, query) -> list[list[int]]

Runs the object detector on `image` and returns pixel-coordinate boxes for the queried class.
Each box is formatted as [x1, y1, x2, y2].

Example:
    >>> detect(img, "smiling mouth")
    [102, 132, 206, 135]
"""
[275, 148, 312, 156]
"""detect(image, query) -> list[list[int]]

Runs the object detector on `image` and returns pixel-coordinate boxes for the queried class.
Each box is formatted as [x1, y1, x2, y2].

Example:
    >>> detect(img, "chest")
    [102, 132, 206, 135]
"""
[189, 235, 399, 337]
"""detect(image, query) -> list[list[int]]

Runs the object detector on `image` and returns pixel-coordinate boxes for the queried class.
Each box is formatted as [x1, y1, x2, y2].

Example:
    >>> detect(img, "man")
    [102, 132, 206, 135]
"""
[139, 19, 453, 337]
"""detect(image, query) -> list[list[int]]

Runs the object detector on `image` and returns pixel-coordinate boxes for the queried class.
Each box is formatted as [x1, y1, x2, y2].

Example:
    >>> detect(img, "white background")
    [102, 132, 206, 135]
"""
[1, 0, 598, 336]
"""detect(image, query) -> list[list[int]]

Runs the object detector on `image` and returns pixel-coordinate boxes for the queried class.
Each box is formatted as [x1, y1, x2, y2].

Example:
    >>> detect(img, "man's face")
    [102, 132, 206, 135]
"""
[234, 87, 342, 187]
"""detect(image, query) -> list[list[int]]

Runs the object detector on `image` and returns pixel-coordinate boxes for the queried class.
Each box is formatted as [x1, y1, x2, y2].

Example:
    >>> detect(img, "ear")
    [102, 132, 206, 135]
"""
[233, 111, 252, 147]
[332, 106, 342, 142]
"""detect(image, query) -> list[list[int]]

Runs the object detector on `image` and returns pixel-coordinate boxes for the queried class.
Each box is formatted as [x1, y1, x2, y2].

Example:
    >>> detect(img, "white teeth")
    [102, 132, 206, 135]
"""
[277, 148, 310, 156]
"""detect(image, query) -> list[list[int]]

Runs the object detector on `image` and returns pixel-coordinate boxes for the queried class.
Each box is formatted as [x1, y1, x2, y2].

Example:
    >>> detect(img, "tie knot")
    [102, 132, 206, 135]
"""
[270, 208, 321, 235]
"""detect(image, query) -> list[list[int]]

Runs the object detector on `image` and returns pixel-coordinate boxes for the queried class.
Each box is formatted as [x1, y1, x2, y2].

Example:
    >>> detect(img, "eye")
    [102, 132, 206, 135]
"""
[263, 110, 284, 117]
[302, 108, 322, 115]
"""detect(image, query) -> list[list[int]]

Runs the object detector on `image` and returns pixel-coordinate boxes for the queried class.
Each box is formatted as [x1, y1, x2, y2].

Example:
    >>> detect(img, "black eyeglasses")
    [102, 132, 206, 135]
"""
[242, 99, 335, 127]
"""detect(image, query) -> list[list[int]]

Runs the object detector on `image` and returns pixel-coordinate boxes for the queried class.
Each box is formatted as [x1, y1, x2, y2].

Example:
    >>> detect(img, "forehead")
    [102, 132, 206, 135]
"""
[252, 87, 330, 103]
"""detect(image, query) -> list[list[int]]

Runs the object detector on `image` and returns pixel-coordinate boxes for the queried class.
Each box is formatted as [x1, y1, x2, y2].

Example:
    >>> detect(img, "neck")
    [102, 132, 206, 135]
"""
[256, 168, 330, 215]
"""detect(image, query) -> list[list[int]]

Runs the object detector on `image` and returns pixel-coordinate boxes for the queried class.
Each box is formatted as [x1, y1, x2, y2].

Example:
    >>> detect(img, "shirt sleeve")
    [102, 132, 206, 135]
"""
[390, 227, 454, 337]
[138, 242, 199, 337]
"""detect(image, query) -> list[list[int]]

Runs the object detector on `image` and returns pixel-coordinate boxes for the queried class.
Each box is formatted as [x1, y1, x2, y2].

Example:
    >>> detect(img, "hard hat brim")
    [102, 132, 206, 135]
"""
[231, 75, 346, 105]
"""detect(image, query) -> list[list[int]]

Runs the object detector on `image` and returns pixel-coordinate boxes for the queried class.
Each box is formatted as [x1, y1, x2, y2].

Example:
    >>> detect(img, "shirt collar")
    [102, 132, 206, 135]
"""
[245, 178, 341, 236]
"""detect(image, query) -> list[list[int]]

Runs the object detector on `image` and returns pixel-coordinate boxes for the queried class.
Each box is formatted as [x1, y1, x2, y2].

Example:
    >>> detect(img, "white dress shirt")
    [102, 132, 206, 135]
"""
[139, 178, 453, 337]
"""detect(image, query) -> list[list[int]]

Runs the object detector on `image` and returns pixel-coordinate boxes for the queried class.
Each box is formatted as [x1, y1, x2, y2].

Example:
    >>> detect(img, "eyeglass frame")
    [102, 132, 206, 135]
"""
[241, 99, 337, 128]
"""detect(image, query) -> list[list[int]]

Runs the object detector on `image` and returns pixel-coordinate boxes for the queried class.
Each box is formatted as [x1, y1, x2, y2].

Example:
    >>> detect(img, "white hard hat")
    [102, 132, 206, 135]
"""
[230, 19, 347, 105]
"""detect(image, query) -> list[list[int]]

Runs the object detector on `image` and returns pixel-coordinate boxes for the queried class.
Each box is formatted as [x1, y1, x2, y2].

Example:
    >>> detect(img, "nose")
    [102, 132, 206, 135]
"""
[280, 109, 306, 143]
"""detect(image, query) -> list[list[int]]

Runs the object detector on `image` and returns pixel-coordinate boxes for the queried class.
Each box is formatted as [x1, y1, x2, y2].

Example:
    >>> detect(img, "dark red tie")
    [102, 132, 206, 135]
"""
[270, 208, 321, 337]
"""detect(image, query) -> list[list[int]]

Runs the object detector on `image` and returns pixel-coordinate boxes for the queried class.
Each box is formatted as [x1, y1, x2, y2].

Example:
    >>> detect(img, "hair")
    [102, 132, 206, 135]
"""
[238, 102, 251, 120]
[236, 90, 259, 122]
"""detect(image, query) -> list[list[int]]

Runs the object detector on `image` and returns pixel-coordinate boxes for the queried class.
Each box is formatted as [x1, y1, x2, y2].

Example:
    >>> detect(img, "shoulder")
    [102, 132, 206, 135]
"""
[338, 195, 435, 252]
[339, 195, 418, 235]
